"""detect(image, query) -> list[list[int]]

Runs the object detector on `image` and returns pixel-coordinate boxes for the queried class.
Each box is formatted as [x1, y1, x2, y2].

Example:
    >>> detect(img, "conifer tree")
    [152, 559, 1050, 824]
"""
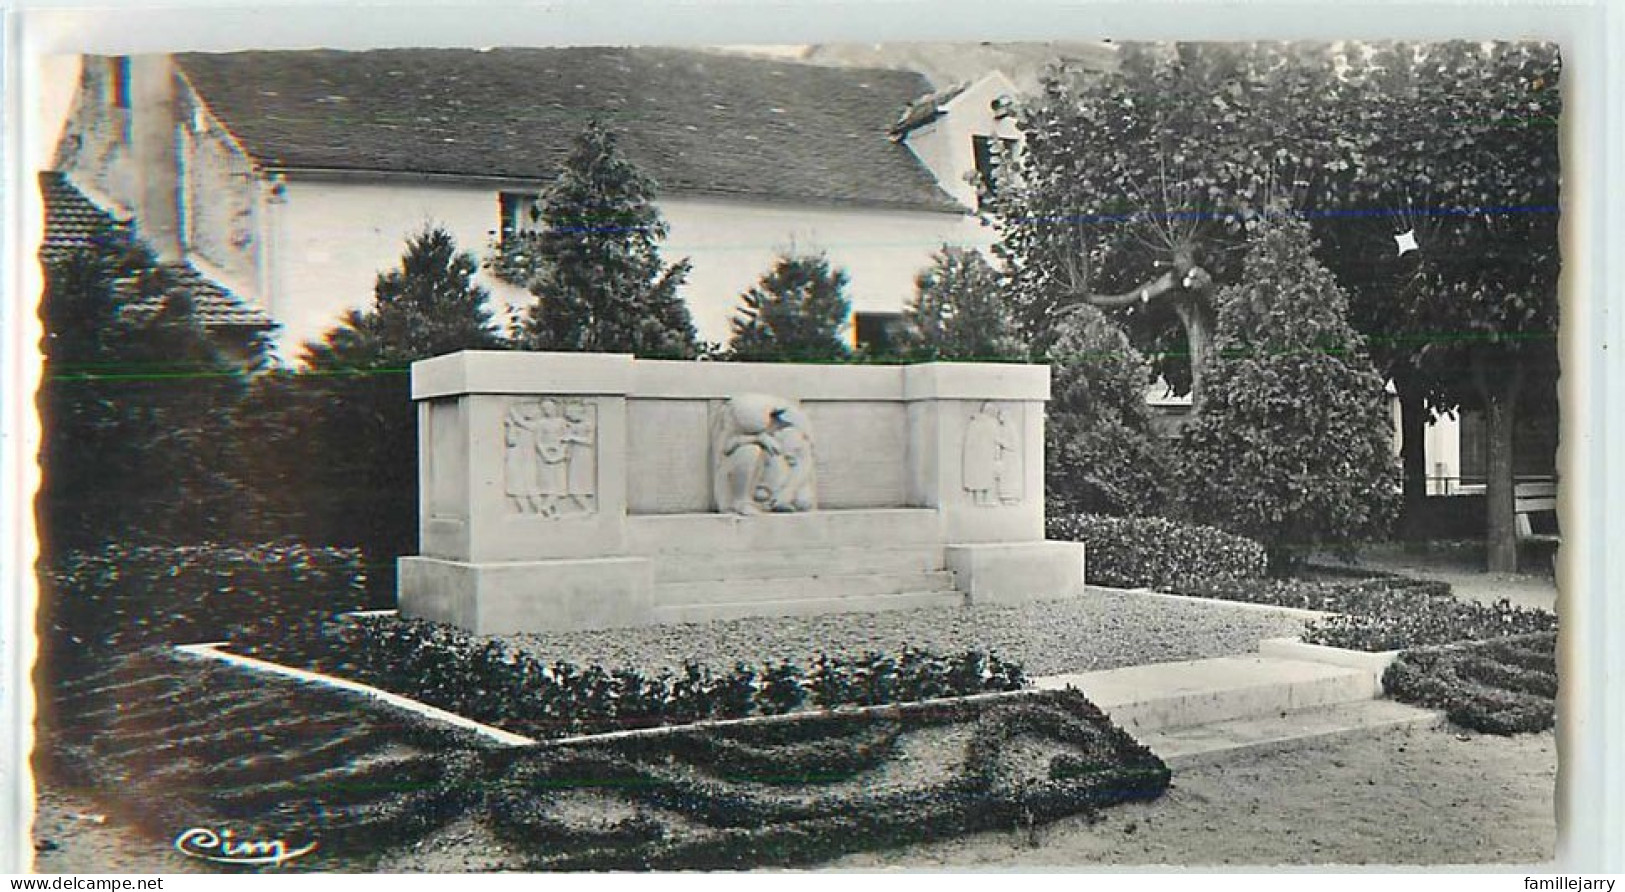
[904, 246, 1025, 361]
[494, 120, 698, 358]
[295, 225, 505, 597]
[728, 253, 852, 362]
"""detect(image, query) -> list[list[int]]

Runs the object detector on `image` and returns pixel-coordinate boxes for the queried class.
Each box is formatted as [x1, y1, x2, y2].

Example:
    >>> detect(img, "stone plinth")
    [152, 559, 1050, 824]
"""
[399, 351, 1085, 634]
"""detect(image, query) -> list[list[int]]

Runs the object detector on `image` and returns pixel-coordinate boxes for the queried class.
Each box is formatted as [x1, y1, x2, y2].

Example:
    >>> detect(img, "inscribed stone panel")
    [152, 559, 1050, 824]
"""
[803, 401, 908, 509]
[626, 399, 712, 514]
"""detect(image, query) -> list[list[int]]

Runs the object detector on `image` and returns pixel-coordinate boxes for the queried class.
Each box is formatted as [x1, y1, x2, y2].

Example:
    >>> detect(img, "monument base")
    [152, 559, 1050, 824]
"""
[944, 540, 1088, 605]
[398, 555, 654, 635]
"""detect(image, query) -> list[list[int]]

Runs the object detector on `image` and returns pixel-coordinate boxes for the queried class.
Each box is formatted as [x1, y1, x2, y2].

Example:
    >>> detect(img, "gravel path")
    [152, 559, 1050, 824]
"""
[502, 587, 1309, 677]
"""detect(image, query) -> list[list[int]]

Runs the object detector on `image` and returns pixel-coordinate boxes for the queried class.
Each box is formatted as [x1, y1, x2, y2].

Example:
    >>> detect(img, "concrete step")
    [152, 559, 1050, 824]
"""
[655, 570, 958, 606]
[1034, 656, 1379, 733]
[653, 544, 946, 583]
[652, 590, 966, 625]
[1139, 699, 1444, 768]
[628, 508, 942, 555]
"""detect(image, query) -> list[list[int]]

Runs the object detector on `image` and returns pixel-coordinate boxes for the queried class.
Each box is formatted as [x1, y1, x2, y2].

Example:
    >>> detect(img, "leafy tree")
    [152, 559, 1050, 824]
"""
[1174, 216, 1399, 569]
[727, 252, 853, 362]
[1316, 41, 1560, 570]
[992, 43, 1353, 411]
[1045, 304, 1170, 516]
[293, 225, 505, 597]
[903, 246, 1026, 361]
[492, 120, 698, 358]
[36, 224, 253, 556]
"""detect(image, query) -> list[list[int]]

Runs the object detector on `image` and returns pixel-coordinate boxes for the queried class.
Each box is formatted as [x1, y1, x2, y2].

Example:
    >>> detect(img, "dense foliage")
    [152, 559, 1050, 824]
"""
[236, 615, 1029, 739]
[1046, 513, 1268, 588]
[38, 542, 367, 683]
[1383, 632, 1556, 734]
[902, 246, 1026, 361]
[727, 253, 853, 362]
[1303, 595, 1556, 652]
[288, 226, 504, 596]
[1044, 305, 1170, 516]
[36, 223, 259, 555]
[1174, 217, 1400, 567]
[492, 120, 699, 357]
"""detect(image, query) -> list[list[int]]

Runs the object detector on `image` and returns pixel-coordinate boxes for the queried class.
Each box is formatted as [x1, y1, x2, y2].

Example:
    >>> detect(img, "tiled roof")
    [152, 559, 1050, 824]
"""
[40, 171, 275, 329]
[173, 47, 967, 214]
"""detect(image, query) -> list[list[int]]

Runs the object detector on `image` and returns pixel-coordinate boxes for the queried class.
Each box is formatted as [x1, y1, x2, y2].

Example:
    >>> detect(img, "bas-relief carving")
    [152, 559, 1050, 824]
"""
[712, 394, 816, 515]
[963, 401, 1023, 507]
[504, 397, 597, 517]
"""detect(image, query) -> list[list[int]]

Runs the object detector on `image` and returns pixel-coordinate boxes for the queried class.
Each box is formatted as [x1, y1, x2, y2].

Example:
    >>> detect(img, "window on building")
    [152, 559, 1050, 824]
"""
[854, 311, 908, 356]
[972, 135, 1018, 207]
[498, 192, 544, 242]
[110, 57, 131, 110]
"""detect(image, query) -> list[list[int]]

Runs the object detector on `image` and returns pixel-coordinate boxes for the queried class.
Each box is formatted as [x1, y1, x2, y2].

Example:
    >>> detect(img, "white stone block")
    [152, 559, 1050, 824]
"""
[944, 540, 1087, 604]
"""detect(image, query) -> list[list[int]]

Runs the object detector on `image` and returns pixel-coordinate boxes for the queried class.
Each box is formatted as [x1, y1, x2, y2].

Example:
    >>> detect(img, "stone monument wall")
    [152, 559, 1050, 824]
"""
[400, 351, 1085, 634]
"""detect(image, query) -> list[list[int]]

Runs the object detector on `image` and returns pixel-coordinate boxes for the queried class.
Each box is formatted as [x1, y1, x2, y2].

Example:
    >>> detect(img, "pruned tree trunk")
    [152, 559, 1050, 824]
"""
[1170, 294, 1215, 413]
[1070, 243, 1217, 411]
[1474, 351, 1523, 573]
[1394, 371, 1429, 536]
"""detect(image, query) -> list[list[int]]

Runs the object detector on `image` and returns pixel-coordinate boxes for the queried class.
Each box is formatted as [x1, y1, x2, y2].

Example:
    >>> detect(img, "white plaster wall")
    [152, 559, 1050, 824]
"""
[272, 180, 989, 362]
[659, 195, 992, 346]
[274, 179, 532, 361]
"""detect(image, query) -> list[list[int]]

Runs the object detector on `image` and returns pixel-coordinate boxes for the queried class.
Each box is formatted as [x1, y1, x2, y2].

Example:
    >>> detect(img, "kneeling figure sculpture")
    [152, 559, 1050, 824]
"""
[712, 393, 816, 514]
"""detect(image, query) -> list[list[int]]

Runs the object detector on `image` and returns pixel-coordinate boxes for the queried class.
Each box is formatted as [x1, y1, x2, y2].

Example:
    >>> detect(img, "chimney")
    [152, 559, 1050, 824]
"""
[127, 55, 183, 263]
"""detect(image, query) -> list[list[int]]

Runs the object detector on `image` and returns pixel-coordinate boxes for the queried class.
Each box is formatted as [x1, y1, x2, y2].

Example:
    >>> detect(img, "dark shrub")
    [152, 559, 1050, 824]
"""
[1047, 513, 1268, 589]
[1304, 597, 1557, 651]
[1383, 632, 1557, 734]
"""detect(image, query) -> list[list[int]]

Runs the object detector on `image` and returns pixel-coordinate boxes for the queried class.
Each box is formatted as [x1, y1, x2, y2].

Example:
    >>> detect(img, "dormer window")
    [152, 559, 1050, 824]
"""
[972, 135, 1018, 208]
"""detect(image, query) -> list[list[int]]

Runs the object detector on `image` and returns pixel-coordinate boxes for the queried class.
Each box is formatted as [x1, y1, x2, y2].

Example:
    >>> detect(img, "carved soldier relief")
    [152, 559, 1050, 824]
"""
[711, 394, 817, 514]
[504, 397, 597, 517]
[963, 401, 1022, 507]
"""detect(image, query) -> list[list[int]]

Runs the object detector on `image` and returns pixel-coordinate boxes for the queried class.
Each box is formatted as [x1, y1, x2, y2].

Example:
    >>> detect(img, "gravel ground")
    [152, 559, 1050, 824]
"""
[502, 587, 1310, 677]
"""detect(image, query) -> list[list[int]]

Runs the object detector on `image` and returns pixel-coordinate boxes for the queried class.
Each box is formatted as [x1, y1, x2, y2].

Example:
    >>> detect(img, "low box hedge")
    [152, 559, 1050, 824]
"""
[1047, 513, 1269, 589]
[234, 615, 1030, 740]
[1381, 632, 1557, 735]
[1303, 597, 1557, 652]
[39, 542, 369, 682]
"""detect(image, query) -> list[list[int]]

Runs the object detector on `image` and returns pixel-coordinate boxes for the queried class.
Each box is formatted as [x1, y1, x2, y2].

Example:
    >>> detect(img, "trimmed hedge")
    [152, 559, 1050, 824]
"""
[235, 615, 1029, 740]
[1303, 597, 1557, 652]
[52, 650, 1169, 870]
[1382, 632, 1557, 734]
[1171, 575, 1451, 614]
[39, 542, 370, 682]
[1047, 513, 1268, 589]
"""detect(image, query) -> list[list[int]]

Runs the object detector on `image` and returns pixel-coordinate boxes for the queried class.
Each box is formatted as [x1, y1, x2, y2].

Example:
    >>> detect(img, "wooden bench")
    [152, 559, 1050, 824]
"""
[1514, 481, 1559, 544]
[1515, 481, 1560, 574]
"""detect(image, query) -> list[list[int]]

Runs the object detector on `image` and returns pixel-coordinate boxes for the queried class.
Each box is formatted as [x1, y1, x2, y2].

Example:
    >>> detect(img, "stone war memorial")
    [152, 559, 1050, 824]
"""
[399, 351, 1086, 633]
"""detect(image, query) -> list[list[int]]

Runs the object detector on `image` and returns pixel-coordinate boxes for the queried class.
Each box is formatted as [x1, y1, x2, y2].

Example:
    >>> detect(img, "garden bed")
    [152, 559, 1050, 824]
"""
[1381, 632, 1558, 735]
[45, 648, 1169, 870]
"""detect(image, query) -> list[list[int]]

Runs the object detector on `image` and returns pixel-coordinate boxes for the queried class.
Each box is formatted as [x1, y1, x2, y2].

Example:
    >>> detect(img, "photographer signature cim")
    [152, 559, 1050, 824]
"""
[173, 827, 316, 866]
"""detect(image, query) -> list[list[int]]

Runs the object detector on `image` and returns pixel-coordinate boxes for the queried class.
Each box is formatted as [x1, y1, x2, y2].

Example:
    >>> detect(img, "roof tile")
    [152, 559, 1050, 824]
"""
[173, 47, 966, 213]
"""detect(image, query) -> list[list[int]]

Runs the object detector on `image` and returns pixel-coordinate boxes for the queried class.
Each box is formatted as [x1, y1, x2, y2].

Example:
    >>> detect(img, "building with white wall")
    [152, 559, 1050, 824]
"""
[49, 47, 1029, 362]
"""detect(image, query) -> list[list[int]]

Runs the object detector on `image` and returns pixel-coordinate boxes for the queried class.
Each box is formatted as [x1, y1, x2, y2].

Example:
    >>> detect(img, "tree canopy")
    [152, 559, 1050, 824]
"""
[727, 252, 854, 362]
[903, 246, 1026, 361]
[492, 119, 699, 358]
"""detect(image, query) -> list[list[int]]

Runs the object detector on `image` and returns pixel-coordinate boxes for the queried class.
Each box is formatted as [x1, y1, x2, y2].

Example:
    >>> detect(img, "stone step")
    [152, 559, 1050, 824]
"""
[652, 589, 966, 625]
[628, 508, 942, 555]
[653, 544, 947, 583]
[1034, 655, 1379, 733]
[655, 570, 958, 606]
[1140, 699, 1444, 768]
